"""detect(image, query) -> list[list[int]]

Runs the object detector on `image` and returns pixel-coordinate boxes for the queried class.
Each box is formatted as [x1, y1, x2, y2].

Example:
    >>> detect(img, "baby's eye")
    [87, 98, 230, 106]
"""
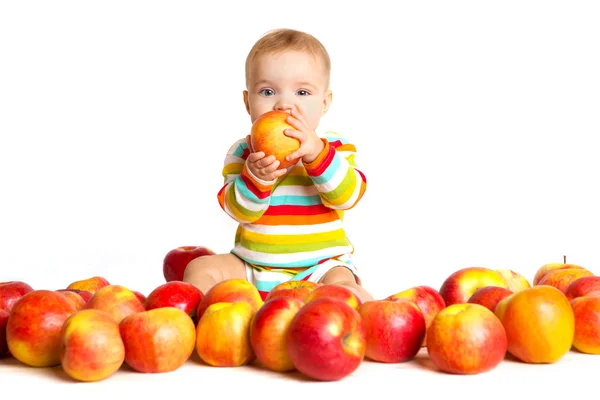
[259, 89, 274, 96]
[296, 90, 310, 96]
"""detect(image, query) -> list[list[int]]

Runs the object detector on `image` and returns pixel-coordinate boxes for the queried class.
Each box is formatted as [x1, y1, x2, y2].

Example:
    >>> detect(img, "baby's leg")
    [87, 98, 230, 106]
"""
[183, 253, 248, 295]
[319, 266, 374, 302]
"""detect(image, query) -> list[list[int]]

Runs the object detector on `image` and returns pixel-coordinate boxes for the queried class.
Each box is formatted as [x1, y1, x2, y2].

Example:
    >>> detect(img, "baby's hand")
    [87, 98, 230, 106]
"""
[245, 135, 287, 182]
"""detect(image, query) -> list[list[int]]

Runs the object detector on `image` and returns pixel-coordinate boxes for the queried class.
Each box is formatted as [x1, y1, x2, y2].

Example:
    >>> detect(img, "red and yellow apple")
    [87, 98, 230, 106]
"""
[495, 285, 574, 363]
[537, 268, 594, 294]
[385, 285, 445, 346]
[439, 267, 509, 306]
[57, 290, 86, 310]
[84, 285, 145, 323]
[286, 298, 366, 381]
[265, 280, 320, 302]
[533, 259, 587, 285]
[468, 286, 513, 313]
[570, 295, 600, 354]
[358, 299, 425, 363]
[6, 290, 77, 367]
[60, 309, 125, 382]
[565, 276, 600, 300]
[250, 110, 301, 169]
[0, 310, 8, 356]
[163, 245, 216, 282]
[0, 281, 34, 311]
[120, 307, 196, 373]
[133, 291, 146, 304]
[145, 281, 203, 320]
[195, 278, 263, 320]
[196, 301, 256, 367]
[66, 276, 110, 294]
[426, 303, 507, 374]
[495, 269, 531, 292]
[57, 289, 93, 303]
[249, 296, 304, 372]
[304, 284, 361, 310]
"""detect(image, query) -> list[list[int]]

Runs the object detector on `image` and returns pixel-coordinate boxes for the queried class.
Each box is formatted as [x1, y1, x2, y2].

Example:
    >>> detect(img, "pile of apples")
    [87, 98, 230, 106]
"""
[2, 247, 600, 383]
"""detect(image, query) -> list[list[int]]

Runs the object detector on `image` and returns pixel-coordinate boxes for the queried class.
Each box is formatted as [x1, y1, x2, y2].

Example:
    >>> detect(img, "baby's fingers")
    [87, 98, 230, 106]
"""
[247, 151, 266, 163]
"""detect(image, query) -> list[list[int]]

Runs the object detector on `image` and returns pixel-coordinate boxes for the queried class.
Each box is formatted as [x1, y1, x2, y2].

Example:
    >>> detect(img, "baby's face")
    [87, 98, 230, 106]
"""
[244, 50, 331, 133]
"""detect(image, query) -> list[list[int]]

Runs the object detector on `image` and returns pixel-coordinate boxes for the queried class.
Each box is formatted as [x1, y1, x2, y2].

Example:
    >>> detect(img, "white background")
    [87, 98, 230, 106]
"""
[1, 0, 600, 396]
[1, 1, 599, 300]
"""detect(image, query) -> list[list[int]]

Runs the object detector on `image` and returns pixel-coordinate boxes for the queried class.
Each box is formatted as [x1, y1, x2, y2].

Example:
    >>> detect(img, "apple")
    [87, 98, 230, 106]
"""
[84, 285, 145, 323]
[304, 284, 362, 310]
[133, 291, 146, 304]
[495, 285, 574, 363]
[467, 286, 514, 313]
[537, 268, 594, 294]
[570, 295, 600, 354]
[0, 281, 34, 311]
[533, 257, 587, 285]
[250, 110, 301, 169]
[195, 301, 256, 367]
[358, 299, 425, 363]
[286, 297, 366, 381]
[57, 289, 93, 303]
[145, 281, 203, 320]
[565, 276, 600, 300]
[195, 278, 263, 320]
[439, 267, 509, 306]
[426, 303, 507, 374]
[385, 285, 445, 346]
[120, 307, 196, 373]
[495, 269, 531, 292]
[265, 280, 320, 302]
[0, 310, 8, 356]
[56, 290, 86, 310]
[163, 245, 216, 282]
[6, 290, 77, 367]
[249, 296, 305, 372]
[66, 276, 110, 294]
[60, 309, 125, 382]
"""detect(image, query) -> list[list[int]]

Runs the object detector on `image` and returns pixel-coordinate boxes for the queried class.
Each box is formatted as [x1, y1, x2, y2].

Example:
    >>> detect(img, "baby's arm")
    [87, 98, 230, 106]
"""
[216, 138, 276, 223]
[304, 132, 367, 211]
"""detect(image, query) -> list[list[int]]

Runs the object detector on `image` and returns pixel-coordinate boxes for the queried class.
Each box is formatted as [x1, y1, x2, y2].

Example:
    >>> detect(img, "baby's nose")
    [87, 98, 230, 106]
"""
[274, 100, 294, 113]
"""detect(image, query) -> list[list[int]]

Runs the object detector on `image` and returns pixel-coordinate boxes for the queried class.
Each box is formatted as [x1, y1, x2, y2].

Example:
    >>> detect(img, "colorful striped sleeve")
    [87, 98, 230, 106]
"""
[303, 132, 367, 210]
[217, 138, 276, 223]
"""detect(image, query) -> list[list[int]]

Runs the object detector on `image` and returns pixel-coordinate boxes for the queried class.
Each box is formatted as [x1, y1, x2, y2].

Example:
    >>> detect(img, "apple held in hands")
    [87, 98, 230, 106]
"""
[439, 267, 509, 306]
[358, 299, 425, 363]
[60, 309, 125, 382]
[249, 296, 305, 372]
[385, 285, 445, 346]
[6, 290, 77, 367]
[426, 303, 507, 374]
[163, 245, 215, 282]
[250, 110, 301, 169]
[120, 307, 196, 373]
[286, 298, 366, 381]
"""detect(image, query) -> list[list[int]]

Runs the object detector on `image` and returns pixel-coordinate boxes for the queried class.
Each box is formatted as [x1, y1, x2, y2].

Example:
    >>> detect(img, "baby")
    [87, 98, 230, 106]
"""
[183, 28, 373, 302]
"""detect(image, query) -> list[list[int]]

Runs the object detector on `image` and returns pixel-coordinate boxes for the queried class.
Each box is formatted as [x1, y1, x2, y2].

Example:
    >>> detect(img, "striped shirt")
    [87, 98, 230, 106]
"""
[217, 131, 367, 268]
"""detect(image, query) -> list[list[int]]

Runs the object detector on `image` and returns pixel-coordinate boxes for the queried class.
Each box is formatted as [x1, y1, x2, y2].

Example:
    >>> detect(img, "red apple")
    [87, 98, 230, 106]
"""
[286, 298, 366, 381]
[57, 289, 93, 303]
[358, 299, 426, 363]
[56, 290, 86, 310]
[439, 267, 509, 306]
[250, 110, 301, 169]
[565, 276, 600, 301]
[133, 291, 146, 304]
[468, 286, 514, 313]
[571, 295, 600, 354]
[533, 258, 588, 285]
[6, 290, 77, 367]
[0, 310, 8, 356]
[427, 303, 507, 374]
[249, 297, 305, 372]
[385, 285, 445, 346]
[163, 245, 216, 282]
[537, 268, 594, 294]
[304, 284, 362, 310]
[84, 285, 145, 323]
[265, 281, 320, 302]
[144, 281, 203, 320]
[0, 281, 34, 312]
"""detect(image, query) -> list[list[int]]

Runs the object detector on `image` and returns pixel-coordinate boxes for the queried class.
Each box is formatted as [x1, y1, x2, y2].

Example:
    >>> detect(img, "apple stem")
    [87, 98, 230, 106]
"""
[564, 255, 566, 264]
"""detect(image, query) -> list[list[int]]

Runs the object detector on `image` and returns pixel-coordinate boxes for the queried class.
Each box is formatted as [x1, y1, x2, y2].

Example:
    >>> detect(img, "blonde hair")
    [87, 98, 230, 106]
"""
[245, 28, 331, 88]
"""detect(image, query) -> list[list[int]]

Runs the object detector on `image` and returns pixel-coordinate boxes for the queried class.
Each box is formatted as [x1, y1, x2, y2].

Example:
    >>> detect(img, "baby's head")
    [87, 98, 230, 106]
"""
[243, 29, 332, 132]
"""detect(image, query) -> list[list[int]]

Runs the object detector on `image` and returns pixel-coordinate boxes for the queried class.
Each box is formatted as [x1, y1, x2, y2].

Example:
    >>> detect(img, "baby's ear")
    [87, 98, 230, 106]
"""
[322, 89, 333, 115]
[243, 90, 251, 115]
